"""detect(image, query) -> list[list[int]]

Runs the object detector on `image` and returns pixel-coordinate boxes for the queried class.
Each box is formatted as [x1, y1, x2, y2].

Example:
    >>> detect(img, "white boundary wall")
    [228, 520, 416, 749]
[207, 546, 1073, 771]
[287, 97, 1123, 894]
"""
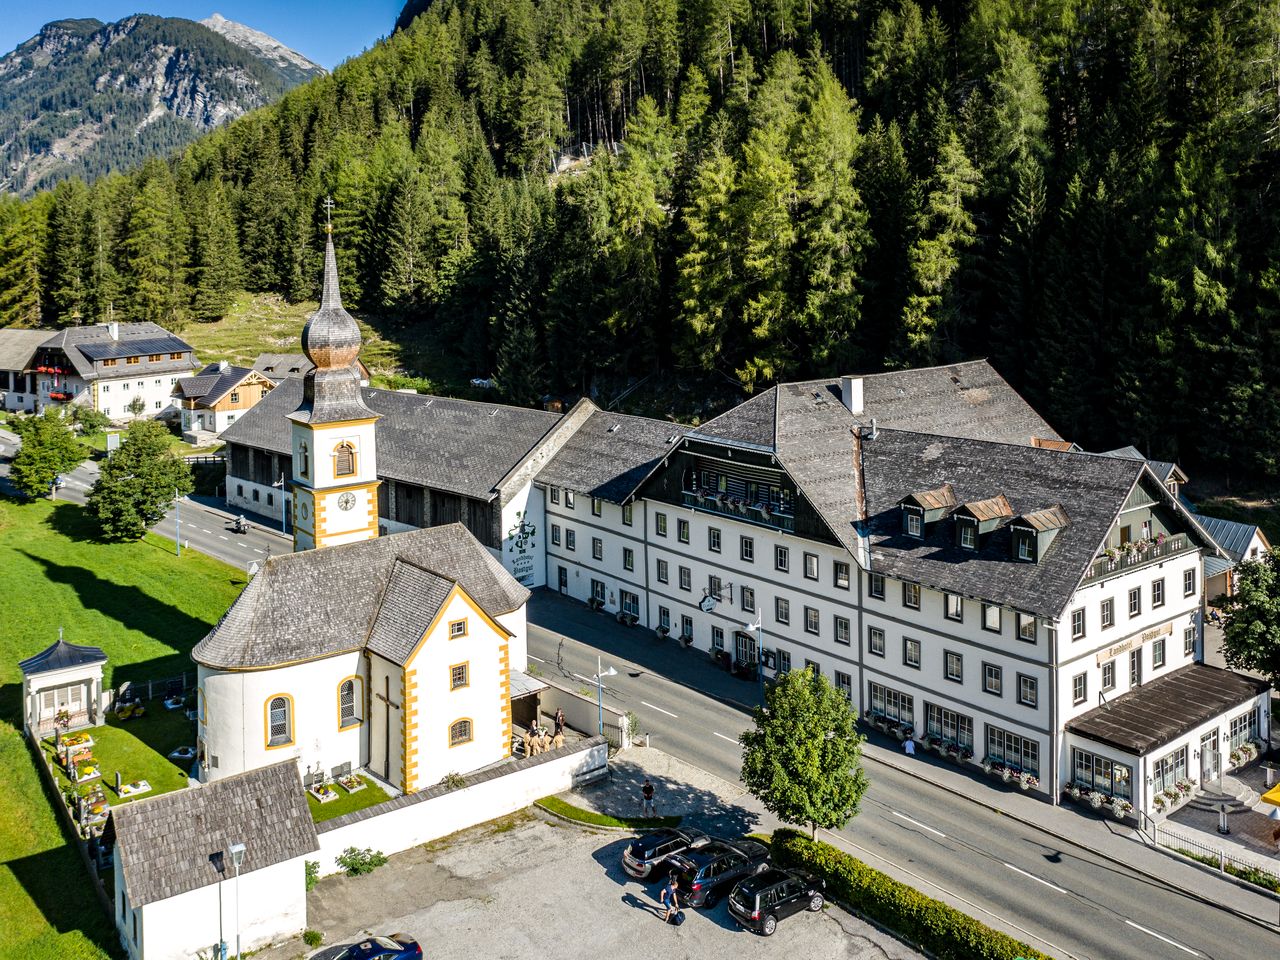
[314, 738, 608, 875]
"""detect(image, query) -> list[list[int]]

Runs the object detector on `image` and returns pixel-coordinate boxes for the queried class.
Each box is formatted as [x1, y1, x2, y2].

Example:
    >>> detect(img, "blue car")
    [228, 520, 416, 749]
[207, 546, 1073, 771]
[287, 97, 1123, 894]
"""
[340, 933, 422, 959]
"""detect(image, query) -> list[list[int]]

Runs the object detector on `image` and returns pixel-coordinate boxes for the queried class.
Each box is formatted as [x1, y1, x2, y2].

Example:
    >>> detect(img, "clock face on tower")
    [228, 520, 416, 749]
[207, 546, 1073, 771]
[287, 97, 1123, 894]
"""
[337, 492, 357, 512]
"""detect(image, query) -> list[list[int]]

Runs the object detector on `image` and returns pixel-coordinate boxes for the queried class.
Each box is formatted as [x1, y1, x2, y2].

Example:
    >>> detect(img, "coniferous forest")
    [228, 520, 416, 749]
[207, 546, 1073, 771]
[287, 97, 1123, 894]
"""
[1, 0, 1279, 479]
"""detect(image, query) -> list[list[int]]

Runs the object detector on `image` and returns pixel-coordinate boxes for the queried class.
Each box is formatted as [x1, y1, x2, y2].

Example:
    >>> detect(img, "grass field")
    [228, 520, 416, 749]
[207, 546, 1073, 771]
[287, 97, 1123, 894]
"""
[178, 292, 469, 397]
[0, 496, 244, 960]
[306, 775, 392, 823]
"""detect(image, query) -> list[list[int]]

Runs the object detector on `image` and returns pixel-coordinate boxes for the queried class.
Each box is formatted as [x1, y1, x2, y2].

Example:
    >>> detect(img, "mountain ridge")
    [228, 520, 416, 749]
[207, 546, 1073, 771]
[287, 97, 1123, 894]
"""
[0, 13, 323, 195]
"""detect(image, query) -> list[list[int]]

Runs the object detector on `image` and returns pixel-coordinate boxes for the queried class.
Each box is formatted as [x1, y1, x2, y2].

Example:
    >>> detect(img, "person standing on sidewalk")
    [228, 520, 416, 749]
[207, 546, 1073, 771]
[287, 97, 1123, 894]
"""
[903, 738, 916, 757]
[641, 778, 657, 817]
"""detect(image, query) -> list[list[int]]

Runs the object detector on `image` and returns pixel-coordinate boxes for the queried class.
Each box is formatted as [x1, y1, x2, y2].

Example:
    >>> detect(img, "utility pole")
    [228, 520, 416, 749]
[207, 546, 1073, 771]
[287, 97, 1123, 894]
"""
[174, 488, 181, 557]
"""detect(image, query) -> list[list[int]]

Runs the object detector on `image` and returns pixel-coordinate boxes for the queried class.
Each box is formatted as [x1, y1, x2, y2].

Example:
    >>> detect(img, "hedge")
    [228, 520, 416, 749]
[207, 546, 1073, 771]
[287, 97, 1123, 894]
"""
[771, 829, 1053, 960]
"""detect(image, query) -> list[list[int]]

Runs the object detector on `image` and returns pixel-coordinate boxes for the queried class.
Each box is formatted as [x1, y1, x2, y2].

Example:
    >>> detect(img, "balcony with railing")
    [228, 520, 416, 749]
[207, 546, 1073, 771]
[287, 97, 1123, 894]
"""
[1082, 533, 1196, 585]
[681, 488, 796, 532]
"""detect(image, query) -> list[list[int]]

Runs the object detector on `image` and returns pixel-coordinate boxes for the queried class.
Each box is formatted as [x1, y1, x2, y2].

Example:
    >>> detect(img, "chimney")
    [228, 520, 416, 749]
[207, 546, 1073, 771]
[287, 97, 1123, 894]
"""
[107, 321, 119, 341]
[218, 359, 229, 372]
[840, 376, 864, 415]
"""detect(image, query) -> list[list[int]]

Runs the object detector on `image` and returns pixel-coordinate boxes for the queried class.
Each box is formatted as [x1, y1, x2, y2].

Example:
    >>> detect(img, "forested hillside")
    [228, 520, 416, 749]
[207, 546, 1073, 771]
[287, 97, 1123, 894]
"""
[1, 0, 1278, 479]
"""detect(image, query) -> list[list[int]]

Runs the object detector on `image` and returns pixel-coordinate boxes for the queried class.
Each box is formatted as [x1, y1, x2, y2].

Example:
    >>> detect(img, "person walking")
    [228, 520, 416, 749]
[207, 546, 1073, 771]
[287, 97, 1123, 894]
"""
[641, 778, 657, 817]
[554, 707, 566, 738]
[659, 871, 681, 924]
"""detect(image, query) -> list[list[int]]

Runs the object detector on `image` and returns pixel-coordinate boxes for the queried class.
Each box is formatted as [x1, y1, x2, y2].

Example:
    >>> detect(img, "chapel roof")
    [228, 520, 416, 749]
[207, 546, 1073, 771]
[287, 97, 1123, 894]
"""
[192, 523, 529, 670]
[109, 760, 317, 907]
[18, 638, 107, 676]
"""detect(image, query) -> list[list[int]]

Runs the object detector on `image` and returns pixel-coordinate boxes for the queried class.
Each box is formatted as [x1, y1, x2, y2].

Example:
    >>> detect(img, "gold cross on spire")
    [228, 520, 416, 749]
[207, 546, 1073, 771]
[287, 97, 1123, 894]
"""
[322, 196, 335, 234]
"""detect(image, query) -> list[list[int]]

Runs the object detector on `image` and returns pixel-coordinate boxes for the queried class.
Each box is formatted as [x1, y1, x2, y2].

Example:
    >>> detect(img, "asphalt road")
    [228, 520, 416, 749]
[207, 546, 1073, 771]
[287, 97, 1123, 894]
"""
[0, 427, 291, 570]
[528, 609, 1280, 960]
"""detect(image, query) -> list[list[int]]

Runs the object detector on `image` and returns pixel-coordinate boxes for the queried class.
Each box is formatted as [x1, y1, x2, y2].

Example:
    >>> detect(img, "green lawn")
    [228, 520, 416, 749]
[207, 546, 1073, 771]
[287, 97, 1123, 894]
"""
[178, 291, 469, 396]
[0, 496, 244, 960]
[306, 775, 392, 823]
[535, 795, 682, 830]
[39, 709, 195, 812]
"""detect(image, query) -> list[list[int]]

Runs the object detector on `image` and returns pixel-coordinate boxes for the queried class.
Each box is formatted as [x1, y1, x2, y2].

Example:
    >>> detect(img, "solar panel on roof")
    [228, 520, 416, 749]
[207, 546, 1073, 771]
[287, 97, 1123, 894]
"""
[78, 336, 191, 361]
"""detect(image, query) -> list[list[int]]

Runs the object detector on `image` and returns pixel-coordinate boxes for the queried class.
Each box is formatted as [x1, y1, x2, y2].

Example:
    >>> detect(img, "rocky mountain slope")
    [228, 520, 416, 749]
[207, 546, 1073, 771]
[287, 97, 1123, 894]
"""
[0, 14, 324, 195]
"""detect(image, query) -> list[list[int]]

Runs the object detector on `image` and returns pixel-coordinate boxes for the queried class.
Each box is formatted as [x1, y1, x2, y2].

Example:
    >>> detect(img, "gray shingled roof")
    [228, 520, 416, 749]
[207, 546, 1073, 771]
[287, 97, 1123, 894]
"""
[1066, 664, 1270, 755]
[1195, 514, 1265, 564]
[175, 363, 259, 406]
[110, 760, 317, 907]
[692, 360, 1061, 453]
[863, 430, 1174, 618]
[38, 323, 195, 379]
[193, 523, 529, 670]
[536, 405, 684, 503]
[0, 329, 49, 372]
[18, 638, 107, 676]
[221, 378, 561, 500]
[364, 560, 457, 665]
[252, 353, 370, 382]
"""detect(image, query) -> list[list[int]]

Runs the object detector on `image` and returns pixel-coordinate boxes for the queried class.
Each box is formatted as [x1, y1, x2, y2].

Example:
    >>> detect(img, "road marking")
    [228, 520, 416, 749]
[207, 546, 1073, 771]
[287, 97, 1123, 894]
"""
[891, 811, 946, 838]
[712, 732, 737, 743]
[253, 548, 266, 554]
[641, 701, 678, 718]
[218, 535, 228, 540]
[1002, 862, 1064, 893]
[819, 830, 1081, 960]
[1124, 920, 1200, 956]
[527, 654, 545, 663]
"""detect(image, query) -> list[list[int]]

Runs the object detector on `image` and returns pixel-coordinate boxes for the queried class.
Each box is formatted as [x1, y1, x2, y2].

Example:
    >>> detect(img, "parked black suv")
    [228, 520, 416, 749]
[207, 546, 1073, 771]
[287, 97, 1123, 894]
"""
[621, 827, 708, 879]
[667, 838, 770, 908]
[728, 867, 825, 936]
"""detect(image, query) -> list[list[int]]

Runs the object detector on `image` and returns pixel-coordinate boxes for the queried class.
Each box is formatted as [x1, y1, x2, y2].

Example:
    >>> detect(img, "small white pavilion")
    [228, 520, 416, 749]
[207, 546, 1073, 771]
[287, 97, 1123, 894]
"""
[18, 634, 108, 736]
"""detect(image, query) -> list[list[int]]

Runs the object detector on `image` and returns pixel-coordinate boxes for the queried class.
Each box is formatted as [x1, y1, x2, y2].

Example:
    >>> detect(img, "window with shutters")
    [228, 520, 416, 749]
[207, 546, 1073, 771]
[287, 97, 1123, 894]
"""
[334, 442, 355, 477]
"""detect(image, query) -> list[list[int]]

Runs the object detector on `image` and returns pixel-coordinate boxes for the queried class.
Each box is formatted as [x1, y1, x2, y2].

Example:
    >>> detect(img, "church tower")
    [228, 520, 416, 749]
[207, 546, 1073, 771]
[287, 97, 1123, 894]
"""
[289, 216, 380, 551]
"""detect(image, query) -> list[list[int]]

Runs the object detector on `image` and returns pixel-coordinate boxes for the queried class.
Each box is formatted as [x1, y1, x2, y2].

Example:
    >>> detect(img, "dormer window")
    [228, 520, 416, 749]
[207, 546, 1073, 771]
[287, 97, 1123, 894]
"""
[1010, 505, 1068, 564]
[905, 510, 923, 537]
[1017, 535, 1035, 561]
[957, 518, 978, 550]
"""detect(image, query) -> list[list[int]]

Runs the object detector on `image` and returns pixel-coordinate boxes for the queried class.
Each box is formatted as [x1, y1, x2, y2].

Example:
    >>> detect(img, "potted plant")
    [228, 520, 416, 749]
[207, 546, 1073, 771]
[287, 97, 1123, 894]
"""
[1154, 795, 1166, 813]
[55, 709, 71, 731]
[959, 747, 974, 762]
[1019, 772, 1038, 791]
[1088, 791, 1105, 810]
[655, 625, 670, 639]
[1000, 766, 1014, 783]
[1111, 798, 1132, 820]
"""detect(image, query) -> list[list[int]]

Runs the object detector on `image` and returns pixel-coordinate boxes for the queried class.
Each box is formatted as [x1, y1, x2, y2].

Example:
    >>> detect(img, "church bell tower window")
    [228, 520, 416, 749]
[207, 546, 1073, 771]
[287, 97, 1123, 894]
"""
[298, 442, 309, 478]
[334, 442, 355, 478]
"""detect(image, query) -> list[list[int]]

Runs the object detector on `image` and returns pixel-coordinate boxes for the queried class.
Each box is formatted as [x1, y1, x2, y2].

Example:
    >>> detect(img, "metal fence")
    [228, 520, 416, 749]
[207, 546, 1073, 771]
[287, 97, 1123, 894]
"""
[1153, 821, 1280, 886]
[116, 673, 194, 704]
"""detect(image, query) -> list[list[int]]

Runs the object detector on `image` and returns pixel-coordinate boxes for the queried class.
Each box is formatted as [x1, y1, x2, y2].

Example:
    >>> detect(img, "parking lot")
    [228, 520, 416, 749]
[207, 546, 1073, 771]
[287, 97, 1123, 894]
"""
[297, 810, 920, 960]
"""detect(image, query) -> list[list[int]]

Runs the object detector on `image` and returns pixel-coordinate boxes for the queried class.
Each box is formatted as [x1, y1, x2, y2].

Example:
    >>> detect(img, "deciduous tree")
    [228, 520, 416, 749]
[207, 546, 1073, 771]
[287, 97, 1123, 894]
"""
[9, 410, 84, 498]
[1217, 552, 1280, 690]
[87, 420, 193, 541]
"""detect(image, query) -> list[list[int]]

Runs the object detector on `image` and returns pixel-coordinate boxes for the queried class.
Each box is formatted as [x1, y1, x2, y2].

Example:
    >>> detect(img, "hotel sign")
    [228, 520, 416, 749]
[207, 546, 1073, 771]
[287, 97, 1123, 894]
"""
[1096, 622, 1173, 665]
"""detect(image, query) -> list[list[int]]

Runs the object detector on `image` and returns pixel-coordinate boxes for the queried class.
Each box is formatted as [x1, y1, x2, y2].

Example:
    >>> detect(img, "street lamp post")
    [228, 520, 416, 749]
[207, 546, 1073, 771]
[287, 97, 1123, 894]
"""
[229, 842, 246, 959]
[744, 610, 766, 703]
[174, 488, 182, 557]
[271, 473, 287, 533]
[595, 656, 617, 736]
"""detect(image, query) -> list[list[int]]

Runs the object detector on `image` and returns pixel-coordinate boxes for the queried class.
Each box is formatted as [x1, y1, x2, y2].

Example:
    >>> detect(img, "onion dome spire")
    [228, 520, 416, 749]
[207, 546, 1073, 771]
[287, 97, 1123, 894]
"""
[288, 200, 377, 425]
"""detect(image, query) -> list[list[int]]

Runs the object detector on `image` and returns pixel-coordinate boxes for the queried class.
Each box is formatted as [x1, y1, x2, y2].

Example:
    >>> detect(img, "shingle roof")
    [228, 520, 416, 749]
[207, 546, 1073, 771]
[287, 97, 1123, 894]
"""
[252, 353, 370, 382]
[192, 523, 529, 670]
[364, 560, 457, 665]
[1195, 515, 1266, 565]
[1066, 664, 1271, 755]
[0, 329, 49, 372]
[110, 760, 317, 907]
[862, 430, 1156, 618]
[38, 323, 194, 378]
[536, 405, 684, 503]
[221, 379, 561, 500]
[691, 390, 779, 450]
[174, 363, 258, 406]
[18, 638, 107, 676]
[1017, 505, 1070, 532]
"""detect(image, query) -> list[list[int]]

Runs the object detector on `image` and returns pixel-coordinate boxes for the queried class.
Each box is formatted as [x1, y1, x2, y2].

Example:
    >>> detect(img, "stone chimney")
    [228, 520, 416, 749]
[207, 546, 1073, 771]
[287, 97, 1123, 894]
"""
[839, 376, 864, 415]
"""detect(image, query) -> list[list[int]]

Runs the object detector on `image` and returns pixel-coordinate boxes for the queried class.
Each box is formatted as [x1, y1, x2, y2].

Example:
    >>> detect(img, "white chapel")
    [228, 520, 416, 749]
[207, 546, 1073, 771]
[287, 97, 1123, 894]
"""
[192, 232, 533, 793]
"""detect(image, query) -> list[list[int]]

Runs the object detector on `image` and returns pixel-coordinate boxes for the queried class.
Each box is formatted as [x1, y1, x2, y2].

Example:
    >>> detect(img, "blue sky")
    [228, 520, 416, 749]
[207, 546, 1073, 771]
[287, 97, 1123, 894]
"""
[1, 2, 404, 70]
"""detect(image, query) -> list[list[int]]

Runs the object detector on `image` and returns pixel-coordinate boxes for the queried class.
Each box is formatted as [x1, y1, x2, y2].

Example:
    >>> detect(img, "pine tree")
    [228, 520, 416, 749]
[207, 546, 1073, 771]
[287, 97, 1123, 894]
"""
[121, 160, 186, 326]
[676, 148, 738, 373]
[46, 179, 92, 325]
[188, 182, 242, 322]
[794, 59, 870, 371]
[901, 128, 981, 363]
[0, 196, 49, 328]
